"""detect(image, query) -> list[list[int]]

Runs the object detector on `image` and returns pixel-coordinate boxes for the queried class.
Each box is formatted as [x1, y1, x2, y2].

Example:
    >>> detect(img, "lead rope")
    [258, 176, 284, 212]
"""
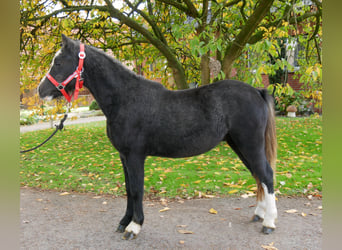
[20, 103, 71, 154]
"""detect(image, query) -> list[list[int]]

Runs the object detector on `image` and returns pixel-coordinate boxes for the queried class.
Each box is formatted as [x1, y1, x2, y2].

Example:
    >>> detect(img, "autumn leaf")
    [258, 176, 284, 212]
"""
[209, 208, 218, 214]
[204, 194, 216, 198]
[228, 189, 239, 194]
[178, 229, 194, 234]
[261, 242, 278, 250]
[285, 209, 297, 214]
[59, 192, 70, 196]
[159, 207, 170, 212]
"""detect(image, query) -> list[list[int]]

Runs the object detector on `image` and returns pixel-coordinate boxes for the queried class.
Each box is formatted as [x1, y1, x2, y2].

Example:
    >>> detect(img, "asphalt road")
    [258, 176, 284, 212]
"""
[20, 187, 322, 249]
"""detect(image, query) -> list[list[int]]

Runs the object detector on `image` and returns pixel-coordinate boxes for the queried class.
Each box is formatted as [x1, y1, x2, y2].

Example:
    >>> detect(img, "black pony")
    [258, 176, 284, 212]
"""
[38, 35, 278, 239]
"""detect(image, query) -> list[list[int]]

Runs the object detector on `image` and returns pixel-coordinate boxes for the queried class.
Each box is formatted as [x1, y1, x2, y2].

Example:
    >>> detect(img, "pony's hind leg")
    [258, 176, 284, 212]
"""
[226, 134, 269, 223]
[250, 161, 277, 233]
[226, 132, 277, 234]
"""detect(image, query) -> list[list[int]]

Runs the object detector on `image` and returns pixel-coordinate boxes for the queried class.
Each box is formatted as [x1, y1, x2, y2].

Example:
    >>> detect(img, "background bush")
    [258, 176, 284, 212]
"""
[89, 100, 100, 110]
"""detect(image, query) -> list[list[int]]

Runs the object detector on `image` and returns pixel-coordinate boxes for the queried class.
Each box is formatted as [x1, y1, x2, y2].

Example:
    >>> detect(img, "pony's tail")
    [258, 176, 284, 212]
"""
[260, 89, 277, 178]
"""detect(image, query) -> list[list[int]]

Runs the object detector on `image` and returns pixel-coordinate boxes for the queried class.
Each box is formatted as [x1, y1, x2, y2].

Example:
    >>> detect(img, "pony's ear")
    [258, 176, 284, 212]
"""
[61, 34, 71, 48]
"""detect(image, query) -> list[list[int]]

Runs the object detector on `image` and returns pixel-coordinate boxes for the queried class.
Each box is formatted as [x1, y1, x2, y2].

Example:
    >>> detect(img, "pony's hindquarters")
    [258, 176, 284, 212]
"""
[225, 87, 278, 233]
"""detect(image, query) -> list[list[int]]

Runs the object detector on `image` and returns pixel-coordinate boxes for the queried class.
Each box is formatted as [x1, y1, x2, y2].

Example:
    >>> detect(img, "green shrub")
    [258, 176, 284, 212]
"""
[20, 113, 39, 125]
[89, 100, 100, 110]
[268, 84, 314, 116]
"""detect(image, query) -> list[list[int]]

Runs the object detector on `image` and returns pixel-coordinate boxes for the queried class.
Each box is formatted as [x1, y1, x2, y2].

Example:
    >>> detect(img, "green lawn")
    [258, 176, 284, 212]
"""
[20, 116, 322, 198]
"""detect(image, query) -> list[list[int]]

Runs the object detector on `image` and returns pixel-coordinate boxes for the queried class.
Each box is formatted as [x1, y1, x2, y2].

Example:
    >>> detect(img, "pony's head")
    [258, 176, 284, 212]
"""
[38, 34, 85, 102]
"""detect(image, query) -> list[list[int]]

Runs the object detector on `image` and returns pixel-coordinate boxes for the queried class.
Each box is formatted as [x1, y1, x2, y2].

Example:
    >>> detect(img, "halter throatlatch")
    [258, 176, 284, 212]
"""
[46, 44, 86, 102]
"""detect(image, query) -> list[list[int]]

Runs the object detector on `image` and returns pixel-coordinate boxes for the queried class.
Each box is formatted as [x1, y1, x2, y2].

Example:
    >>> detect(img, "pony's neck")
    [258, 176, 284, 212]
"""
[82, 45, 138, 118]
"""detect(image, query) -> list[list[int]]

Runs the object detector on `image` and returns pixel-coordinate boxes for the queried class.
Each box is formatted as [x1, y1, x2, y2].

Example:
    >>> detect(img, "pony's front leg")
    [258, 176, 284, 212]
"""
[116, 156, 133, 233]
[119, 153, 146, 240]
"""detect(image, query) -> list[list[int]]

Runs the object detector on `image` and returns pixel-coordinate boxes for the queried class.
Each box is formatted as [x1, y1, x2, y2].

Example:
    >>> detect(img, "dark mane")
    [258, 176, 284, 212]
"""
[85, 44, 163, 88]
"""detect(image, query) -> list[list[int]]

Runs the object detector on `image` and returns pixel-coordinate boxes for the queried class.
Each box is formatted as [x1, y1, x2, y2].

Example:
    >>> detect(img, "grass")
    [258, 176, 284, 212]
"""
[20, 116, 322, 198]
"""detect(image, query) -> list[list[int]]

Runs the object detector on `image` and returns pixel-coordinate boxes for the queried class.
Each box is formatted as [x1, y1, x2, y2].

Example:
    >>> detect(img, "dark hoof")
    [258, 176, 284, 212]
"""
[122, 231, 136, 240]
[251, 214, 263, 222]
[116, 224, 126, 233]
[262, 226, 275, 234]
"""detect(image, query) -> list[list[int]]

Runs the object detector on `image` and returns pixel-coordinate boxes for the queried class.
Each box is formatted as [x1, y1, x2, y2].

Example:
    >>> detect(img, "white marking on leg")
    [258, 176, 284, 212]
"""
[254, 198, 266, 219]
[125, 221, 141, 236]
[261, 183, 278, 229]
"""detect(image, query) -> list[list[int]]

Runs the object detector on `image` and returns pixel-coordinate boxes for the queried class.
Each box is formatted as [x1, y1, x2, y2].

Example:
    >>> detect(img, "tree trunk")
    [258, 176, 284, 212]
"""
[222, 0, 274, 78]
[169, 62, 188, 89]
[200, 53, 210, 85]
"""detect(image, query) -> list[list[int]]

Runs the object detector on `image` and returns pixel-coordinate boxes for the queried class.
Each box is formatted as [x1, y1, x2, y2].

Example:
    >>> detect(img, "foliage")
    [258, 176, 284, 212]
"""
[20, 117, 322, 198]
[20, 0, 322, 97]
[20, 111, 39, 125]
[268, 83, 315, 116]
[89, 100, 100, 110]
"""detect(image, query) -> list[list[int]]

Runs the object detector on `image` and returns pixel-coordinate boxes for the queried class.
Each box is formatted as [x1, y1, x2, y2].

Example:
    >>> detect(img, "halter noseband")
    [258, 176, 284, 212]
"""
[46, 44, 86, 102]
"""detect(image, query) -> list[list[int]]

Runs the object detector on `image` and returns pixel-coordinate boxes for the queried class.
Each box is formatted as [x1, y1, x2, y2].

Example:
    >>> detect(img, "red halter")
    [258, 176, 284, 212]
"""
[46, 44, 86, 102]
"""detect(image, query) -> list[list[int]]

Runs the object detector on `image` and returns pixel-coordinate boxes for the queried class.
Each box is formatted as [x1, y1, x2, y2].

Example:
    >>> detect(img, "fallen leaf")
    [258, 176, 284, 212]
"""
[204, 194, 215, 198]
[92, 196, 102, 199]
[59, 192, 70, 196]
[36, 198, 43, 202]
[177, 225, 187, 228]
[285, 209, 298, 214]
[234, 207, 241, 210]
[159, 207, 170, 212]
[178, 229, 194, 234]
[160, 198, 168, 206]
[229, 189, 239, 194]
[301, 212, 307, 217]
[209, 208, 218, 214]
[179, 240, 185, 244]
[261, 242, 278, 250]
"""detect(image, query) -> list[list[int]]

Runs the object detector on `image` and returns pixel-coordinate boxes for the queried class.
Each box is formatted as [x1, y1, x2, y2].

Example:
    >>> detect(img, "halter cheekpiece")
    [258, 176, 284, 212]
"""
[46, 43, 86, 102]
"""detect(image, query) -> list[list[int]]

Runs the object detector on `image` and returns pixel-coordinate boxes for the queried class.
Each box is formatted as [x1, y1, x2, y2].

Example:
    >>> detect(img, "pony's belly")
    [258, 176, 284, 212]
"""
[148, 138, 222, 158]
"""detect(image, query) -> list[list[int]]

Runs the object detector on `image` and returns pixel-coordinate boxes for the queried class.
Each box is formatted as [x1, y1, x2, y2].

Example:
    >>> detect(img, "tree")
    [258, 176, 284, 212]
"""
[20, 0, 322, 94]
